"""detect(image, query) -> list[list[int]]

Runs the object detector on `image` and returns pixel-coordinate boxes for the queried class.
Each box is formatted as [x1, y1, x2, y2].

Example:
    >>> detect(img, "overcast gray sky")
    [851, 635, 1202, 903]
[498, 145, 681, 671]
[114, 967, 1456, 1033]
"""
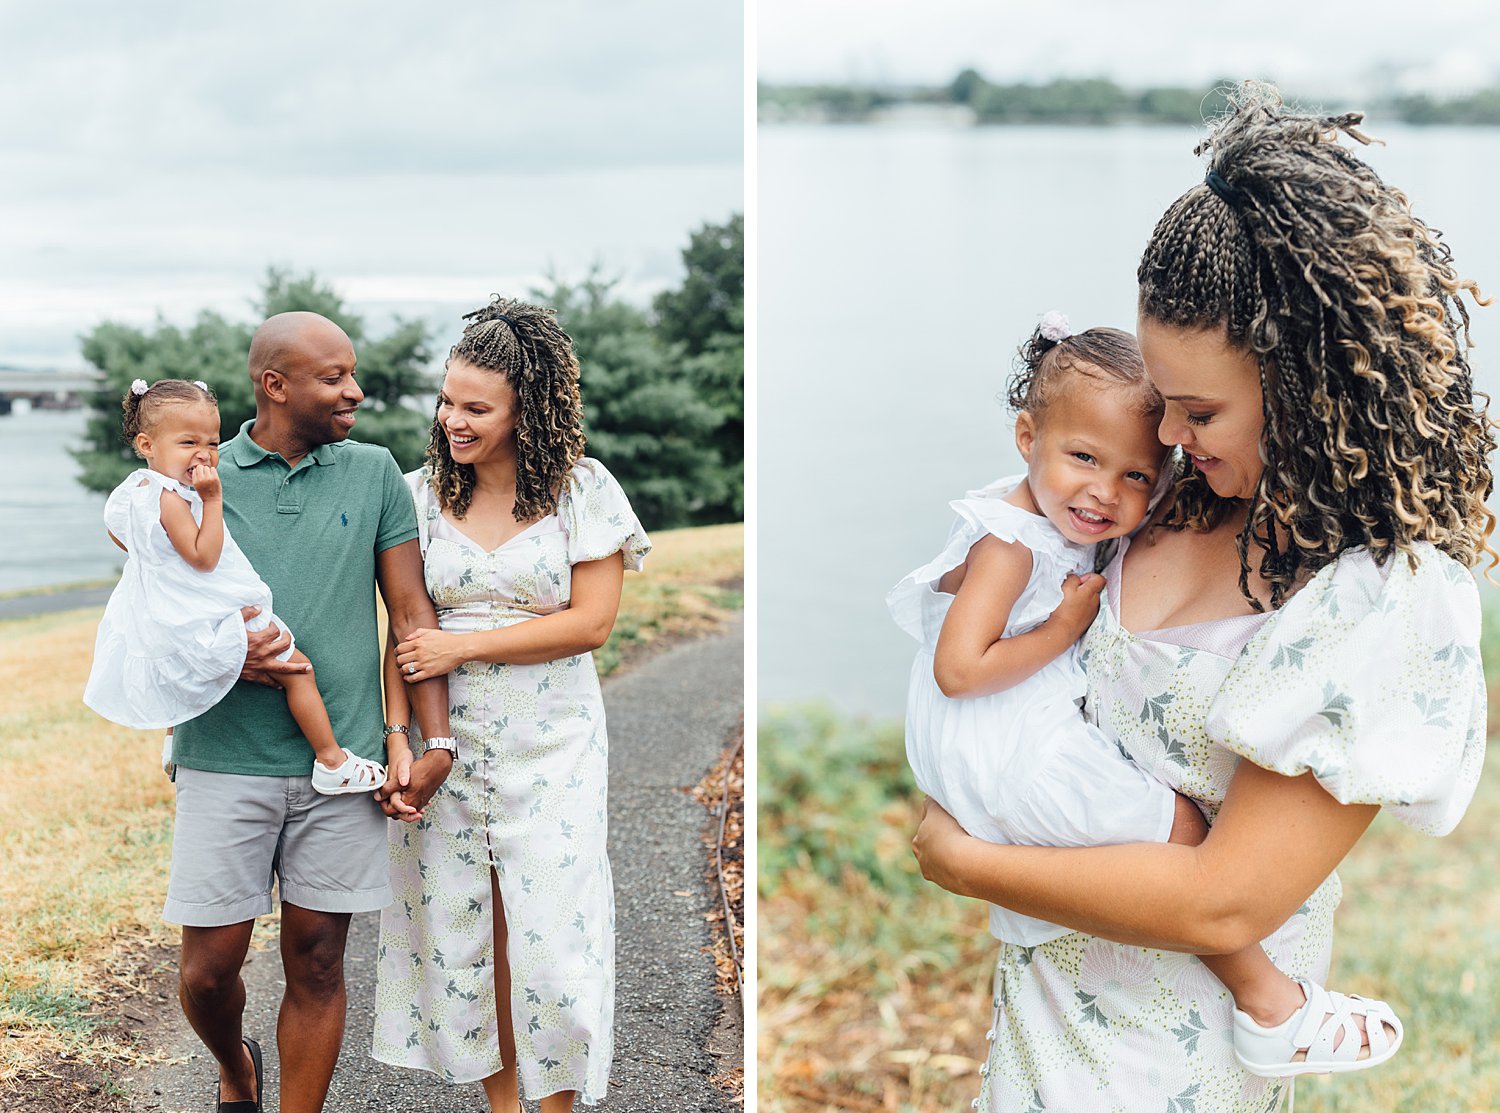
[759, 0, 1500, 94]
[0, 0, 742, 368]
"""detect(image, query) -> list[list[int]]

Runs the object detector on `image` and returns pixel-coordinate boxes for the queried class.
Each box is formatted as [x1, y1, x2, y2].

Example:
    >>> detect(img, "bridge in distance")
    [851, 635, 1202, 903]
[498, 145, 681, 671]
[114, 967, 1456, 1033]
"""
[0, 367, 104, 413]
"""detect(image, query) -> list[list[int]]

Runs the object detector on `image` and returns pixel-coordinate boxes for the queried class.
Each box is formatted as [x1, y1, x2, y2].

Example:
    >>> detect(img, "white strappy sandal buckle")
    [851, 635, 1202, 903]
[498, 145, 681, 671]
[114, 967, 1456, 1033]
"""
[310, 748, 386, 796]
[1233, 978, 1403, 1077]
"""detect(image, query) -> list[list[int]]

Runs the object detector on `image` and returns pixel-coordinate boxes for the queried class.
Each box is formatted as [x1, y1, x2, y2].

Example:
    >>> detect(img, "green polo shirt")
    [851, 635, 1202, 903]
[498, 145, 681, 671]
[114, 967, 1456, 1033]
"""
[172, 419, 418, 776]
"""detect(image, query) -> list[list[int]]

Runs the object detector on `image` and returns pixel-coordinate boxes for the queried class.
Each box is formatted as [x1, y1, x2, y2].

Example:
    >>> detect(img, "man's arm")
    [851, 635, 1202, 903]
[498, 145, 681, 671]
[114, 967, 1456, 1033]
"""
[375, 539, 451, 814]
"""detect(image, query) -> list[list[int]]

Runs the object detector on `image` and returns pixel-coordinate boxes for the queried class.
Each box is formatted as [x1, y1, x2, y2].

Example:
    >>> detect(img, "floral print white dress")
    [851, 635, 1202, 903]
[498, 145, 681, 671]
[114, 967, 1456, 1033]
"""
[980, 539, 1485, 1113]
[373, 459, 649, 1104]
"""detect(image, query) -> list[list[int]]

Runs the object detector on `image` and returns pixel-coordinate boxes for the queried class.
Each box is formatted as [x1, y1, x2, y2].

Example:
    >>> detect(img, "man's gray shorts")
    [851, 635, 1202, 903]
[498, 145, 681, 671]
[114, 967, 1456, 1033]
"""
[164, 766, 392, 927]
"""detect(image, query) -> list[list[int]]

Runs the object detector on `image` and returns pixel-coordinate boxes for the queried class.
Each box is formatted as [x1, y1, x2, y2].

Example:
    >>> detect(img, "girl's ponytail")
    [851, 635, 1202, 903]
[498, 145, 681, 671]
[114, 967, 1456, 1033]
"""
[121, 379, 150, 446]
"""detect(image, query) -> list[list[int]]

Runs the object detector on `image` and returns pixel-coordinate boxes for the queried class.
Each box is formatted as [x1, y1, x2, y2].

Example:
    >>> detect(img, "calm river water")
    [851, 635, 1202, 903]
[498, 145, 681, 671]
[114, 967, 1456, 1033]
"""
[760, 121, 1500, 717]
[0, 407, 121, 593]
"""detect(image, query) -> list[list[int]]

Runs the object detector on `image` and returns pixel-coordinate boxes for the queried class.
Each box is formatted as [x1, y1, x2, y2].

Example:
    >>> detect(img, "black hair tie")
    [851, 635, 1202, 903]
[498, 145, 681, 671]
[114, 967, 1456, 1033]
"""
[1205, 168, 1241, 205]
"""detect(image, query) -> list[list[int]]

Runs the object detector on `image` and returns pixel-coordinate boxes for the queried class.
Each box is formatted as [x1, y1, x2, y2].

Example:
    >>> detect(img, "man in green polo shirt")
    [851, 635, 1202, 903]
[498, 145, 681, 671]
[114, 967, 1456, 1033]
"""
[165, 312, 453, 1113]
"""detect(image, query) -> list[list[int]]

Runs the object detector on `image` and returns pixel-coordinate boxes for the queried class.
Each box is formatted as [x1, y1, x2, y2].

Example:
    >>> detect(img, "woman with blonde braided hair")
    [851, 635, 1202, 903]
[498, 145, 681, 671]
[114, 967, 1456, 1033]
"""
[914, 82, 1492, 1110]
[371, 297, 650, 1111]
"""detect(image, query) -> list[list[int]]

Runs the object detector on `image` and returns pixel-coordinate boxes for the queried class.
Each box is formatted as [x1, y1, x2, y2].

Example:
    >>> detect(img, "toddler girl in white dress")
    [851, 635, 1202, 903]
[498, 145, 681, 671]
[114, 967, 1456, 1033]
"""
[889, 314, 1401, 1077]
[84, 378, 385, 795]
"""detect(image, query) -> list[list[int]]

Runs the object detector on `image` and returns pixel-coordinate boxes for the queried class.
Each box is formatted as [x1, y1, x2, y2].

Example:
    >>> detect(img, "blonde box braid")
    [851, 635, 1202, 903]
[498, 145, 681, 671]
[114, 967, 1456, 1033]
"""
[1138, 81, 1496, 609]
[425, 297, 587, 521]
[122, 379, 218, 454]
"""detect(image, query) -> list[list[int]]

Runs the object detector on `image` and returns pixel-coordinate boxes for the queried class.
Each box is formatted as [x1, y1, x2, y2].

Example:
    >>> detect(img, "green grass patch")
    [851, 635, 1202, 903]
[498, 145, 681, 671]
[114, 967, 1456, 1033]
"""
[0, 978, 96, 1037]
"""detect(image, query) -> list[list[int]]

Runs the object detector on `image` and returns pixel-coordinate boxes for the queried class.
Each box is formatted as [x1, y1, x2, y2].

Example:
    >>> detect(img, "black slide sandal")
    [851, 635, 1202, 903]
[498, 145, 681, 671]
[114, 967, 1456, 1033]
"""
[216, 1035, 262, 1112]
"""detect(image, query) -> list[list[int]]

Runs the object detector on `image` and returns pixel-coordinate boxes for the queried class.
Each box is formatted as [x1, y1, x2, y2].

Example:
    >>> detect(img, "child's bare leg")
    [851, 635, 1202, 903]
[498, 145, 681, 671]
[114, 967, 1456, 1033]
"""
[280, 651, 344, 769]
[1167, 794, 1386, 1055]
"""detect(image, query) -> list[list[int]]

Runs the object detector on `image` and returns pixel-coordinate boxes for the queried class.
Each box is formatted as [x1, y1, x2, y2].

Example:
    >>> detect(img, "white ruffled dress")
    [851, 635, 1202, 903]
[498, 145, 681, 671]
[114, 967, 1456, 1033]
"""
[84, 468, 293, 730]
[888, 475, 1178, 946]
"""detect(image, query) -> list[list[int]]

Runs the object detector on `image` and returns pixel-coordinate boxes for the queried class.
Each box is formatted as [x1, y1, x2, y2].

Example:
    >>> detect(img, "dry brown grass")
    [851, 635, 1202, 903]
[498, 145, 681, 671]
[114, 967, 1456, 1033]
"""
[0, 610, 178, 1081]
[602, 522, 744, 675]
[758, 797, 997, 1113]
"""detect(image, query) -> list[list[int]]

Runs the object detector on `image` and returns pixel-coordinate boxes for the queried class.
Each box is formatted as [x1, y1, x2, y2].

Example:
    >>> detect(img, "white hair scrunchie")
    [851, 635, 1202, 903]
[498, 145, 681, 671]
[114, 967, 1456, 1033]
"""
[130, 378, 149, 396]
[192, 380, 209, 391]
[1038, 310, 1072, 343]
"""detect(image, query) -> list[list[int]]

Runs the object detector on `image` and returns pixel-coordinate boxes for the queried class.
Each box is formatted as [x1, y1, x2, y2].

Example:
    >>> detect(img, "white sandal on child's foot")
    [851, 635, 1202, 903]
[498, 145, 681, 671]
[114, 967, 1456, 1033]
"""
[1233, 978, 1402, 1077]
[310, 749, 386, 796]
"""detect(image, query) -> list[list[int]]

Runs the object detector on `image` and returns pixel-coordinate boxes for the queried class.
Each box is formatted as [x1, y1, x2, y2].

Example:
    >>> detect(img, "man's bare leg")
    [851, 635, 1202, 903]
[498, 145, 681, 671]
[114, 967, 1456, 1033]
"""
[277, 903, 353, 1113]
[179, 921, 259, 1105]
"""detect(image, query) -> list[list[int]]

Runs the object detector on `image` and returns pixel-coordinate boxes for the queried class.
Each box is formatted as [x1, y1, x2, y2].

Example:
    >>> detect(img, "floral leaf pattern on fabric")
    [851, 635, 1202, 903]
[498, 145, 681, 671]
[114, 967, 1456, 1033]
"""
[1316, 684, 1351, 728]
[1172, 1008, 1207, 1055]
[1167, 1083, 1202, 1113]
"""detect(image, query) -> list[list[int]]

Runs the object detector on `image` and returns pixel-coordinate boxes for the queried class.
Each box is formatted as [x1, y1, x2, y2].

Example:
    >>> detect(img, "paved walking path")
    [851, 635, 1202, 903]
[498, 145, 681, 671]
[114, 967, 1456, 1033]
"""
[127, 619, 744, 1112]
[0, 583, 114, 620]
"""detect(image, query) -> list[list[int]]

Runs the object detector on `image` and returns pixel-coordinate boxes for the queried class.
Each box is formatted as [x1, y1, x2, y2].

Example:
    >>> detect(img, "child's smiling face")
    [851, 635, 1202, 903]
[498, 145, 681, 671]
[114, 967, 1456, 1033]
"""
[136, 402, 220, 486]
[1014, 375, 1167, 545]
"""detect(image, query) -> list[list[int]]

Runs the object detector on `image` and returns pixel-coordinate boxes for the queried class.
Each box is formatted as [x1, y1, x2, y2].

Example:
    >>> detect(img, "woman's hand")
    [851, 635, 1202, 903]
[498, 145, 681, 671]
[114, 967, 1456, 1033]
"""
[395, 628, 469, 683]
[912, 797, 977, 897]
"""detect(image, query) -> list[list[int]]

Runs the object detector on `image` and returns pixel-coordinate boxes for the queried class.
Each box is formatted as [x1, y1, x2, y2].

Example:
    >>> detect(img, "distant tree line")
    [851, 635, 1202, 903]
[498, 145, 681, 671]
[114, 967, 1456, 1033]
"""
[761, 72, 1500, 126]
[73, 215, 744, 531]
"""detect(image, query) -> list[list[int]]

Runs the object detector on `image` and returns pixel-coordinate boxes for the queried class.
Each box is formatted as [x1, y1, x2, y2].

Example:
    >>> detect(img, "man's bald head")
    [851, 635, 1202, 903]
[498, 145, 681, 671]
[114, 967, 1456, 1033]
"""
[243, 312, 363, 455]
[248, 312, 352, 387]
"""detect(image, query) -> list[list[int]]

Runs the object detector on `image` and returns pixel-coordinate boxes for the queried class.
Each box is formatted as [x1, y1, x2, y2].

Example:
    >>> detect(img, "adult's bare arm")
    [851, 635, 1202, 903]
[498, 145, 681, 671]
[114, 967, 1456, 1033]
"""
[913, 761, 1378, 954]
[375, 539, 452, 800]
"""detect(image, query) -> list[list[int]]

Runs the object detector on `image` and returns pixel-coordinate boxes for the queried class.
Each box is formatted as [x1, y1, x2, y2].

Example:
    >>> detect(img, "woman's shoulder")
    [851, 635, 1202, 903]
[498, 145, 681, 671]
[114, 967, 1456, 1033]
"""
[1297, 541, 1478, 621]
[560, 456, 623, 494]
[1207, 540, 1484, 835]
[558, 457, 650, 569]
[557, 456, 638, 518]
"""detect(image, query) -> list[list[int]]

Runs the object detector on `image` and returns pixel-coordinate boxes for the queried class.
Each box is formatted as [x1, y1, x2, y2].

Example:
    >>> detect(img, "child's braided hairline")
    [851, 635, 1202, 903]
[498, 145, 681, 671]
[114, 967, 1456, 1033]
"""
[1138, 81, 1497, 610]
[121, 379, 218, 458]
[425, 296, 587, 521]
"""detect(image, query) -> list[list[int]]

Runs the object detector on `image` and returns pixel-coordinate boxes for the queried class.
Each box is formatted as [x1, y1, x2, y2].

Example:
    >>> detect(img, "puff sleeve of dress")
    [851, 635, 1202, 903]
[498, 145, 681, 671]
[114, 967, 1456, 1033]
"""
[557, 458, 651, 570]
[1204, 542, 1485, 835]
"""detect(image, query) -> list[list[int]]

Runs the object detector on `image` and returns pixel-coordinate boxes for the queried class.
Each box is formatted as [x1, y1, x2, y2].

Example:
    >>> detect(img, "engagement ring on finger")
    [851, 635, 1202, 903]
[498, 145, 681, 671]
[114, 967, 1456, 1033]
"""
[406, 664, 417, 675]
